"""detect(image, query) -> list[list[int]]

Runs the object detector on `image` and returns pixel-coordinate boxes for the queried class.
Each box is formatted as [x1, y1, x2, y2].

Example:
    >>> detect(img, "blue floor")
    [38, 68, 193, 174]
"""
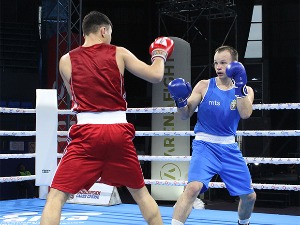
[0, 199, 299, 225]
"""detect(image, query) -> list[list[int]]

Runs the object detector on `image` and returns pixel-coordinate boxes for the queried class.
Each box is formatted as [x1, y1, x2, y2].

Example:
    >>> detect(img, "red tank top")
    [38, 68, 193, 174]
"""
[69, 44, 127, 112]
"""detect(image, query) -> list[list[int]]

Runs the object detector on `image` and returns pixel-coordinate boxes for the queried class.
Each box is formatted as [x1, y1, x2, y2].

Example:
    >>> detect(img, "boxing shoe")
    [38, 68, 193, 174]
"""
[173, 198, 205, 210]
[193, 197, 205, 210]
[238, 221, 250, 225]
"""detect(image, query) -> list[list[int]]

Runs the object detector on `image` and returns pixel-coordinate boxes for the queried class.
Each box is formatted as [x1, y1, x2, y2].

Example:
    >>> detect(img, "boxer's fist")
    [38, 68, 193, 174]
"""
[149, 37, 174, 63]
[168, 78, 192, 108]
[226, 61, 248, 98]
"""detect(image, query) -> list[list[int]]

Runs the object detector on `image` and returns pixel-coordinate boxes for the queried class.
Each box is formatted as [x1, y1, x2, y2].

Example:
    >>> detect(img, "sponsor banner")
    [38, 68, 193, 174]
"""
[67, 183, 121, 206]
[35, 89, 58, 186]
[151, 37, 191, 200]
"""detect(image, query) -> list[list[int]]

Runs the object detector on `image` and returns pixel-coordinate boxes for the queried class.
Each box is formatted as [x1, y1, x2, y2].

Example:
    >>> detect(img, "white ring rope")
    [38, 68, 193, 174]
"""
[134, 130, 300, 137]
[0, 175, 36, 183]
[1, 153, 299, 165]
[1, 130, 300, 137]
[0, 175, 299, 192]
[0, 131, 36, 136]
[0, 153, 36, 159]
[138, 156, 300, 164]
[1, 103, 300, 114]
[144, 180, 300, 191]
[0, 108, 36, 114]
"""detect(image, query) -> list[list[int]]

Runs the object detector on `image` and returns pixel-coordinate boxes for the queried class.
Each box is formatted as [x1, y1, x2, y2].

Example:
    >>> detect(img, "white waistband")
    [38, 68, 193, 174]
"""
[195, 132, 235, 144]
[76, 111, 127, 124]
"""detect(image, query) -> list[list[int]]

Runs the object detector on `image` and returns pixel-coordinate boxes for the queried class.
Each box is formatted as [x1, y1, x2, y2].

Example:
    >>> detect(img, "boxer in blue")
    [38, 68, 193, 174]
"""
[168, 46, 256, 225]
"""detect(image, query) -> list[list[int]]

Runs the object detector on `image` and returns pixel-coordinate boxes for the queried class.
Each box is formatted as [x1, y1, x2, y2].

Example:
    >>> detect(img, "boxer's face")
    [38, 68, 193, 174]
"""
[213, 50, 232, 78]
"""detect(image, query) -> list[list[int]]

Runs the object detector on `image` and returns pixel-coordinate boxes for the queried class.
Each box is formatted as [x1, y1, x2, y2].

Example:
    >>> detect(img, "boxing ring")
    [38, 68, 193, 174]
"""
[0, 95, 300, 224]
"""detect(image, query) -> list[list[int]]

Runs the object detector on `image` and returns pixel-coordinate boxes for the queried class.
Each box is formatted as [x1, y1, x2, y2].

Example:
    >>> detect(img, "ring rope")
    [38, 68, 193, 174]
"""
[0, 153, 36, 159]
[144, 180, 300, 191]
[1, 103, 300, 114]
[0, 108, 36, 114]
[134, 130, 300, 137]
[1, 130, 300, 137]
[1, 153, 299, 164]
[0, 175, 36, 183]
[0, 175, 299, 192]
[0, 131, 36, 136]
[138, 156, 300, 164]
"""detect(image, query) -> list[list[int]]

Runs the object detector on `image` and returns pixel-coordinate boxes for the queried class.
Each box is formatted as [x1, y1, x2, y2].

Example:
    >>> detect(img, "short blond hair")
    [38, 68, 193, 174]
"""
[215, 45, 238, 61]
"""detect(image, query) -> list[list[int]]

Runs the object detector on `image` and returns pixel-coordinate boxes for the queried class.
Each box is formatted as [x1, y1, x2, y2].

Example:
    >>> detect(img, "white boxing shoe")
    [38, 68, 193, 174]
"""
[173, 198, 205, 210]
[193, 198, 205, 209]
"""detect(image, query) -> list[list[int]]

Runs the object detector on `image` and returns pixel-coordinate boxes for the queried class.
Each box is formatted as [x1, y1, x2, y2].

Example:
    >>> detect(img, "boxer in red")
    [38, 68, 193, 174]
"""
[40, 11, 174, 225]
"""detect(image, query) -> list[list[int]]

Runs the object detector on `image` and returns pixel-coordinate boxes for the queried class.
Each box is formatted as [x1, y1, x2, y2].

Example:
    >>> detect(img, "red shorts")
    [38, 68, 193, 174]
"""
[51, 123, 145, 194]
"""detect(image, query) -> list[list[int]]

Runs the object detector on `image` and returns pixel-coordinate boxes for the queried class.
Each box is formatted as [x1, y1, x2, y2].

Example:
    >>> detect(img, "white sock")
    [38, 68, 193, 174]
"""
[172, 219, 184, 225]
[239, 218, 250, 224]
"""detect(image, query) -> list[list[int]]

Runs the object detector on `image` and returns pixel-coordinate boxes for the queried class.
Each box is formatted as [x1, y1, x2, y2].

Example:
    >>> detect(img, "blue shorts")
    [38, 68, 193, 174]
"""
[188, 139, 254, 196]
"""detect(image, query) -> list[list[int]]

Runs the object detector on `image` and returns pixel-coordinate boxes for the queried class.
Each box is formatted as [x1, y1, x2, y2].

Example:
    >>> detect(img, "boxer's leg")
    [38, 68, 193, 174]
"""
[40, 188, 69, 225]
[127, 186, 163, 225]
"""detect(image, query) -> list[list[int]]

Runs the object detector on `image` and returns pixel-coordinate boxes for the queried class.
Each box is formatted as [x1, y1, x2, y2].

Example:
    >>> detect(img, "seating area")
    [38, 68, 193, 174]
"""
[0, 100, 33, 109]
[0, 21, 39, 113]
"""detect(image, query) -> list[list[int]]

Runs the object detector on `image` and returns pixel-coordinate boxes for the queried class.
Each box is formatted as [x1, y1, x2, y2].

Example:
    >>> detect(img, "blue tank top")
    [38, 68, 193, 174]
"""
[194, 78, 240, 136]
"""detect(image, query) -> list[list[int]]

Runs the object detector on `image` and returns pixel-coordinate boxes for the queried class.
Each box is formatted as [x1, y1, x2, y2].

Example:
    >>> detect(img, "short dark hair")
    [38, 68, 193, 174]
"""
[82, 11, 113, 35]
[215, 45, 238, 61]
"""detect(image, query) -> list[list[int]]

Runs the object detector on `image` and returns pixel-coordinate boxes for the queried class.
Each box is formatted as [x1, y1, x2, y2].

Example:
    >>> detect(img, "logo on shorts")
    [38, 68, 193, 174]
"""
[160, 163, 182, 180]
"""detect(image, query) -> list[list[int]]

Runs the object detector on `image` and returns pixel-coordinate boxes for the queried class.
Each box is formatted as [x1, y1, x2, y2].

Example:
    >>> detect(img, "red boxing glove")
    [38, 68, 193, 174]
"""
[149, 37, 174, 63]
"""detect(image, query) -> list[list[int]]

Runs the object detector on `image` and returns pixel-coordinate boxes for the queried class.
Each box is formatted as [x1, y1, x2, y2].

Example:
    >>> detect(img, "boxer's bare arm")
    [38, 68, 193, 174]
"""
[116, 37, 174, 84]
[59, 54, 72, 97]
[116, 47, 165, 83]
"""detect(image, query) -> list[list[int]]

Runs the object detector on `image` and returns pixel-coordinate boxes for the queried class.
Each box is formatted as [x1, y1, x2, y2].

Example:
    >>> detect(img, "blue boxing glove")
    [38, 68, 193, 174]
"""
[226, 61, 248, 98]
[168, 78, 192, 108]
